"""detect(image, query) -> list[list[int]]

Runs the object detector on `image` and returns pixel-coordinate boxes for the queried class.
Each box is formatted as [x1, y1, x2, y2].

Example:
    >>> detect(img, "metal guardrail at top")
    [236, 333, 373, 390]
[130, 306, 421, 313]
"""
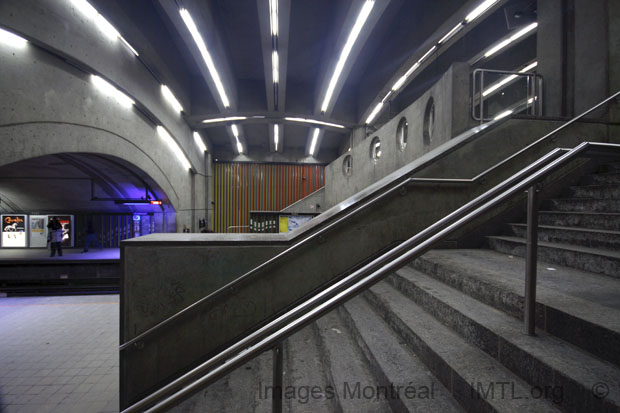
[118, 90, 620, 356]
[472, 67, 543, 123]
[126, 141, 620, 412]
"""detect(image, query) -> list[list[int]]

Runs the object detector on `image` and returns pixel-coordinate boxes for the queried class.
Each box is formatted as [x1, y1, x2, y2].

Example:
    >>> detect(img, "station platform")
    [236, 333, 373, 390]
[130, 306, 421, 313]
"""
[0, 249, 121, 296]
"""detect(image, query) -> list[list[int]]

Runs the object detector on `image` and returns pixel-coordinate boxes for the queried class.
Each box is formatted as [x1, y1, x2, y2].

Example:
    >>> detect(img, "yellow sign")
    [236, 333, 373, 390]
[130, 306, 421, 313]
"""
[279, 216, 289, 233]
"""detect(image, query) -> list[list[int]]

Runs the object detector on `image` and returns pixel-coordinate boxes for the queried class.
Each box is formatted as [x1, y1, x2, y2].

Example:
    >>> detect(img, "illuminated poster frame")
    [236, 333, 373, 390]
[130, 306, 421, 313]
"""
[51, 215, 74, 248]
[29, 215, 48, 248]
[1, 214, 28, 248]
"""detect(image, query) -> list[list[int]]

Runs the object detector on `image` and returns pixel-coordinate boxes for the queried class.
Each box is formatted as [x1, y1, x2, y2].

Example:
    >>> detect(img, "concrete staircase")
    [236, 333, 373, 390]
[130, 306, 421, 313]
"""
[171, 163, 620, 412]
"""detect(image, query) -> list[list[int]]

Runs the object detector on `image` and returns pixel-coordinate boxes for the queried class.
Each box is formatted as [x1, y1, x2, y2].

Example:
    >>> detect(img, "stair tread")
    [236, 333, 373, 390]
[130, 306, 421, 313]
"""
[570, 183, 620, 190]
[415, 249, 620, 331]
[539, 211, 620, 216]
[393, 266, 620, 406]
[507, 223, 620, 235]
[368, 282, 561, 412]
[284, 324, 339, 412]
[342, 297, 463, 412]
[487, 235, 620, 259]
[315, 310, 392, 412]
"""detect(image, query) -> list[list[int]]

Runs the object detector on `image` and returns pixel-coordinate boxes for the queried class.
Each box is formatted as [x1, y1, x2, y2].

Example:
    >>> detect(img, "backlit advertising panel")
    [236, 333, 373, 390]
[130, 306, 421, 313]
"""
[2, 215, 27, 247]
[29, 215, 48, 248]
[54, 215, 74, 247]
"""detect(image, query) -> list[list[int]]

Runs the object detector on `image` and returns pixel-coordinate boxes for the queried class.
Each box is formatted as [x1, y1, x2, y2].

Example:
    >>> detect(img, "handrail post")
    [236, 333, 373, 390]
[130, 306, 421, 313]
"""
[524, 184, 540, 336]
[272, 342, 284, 413]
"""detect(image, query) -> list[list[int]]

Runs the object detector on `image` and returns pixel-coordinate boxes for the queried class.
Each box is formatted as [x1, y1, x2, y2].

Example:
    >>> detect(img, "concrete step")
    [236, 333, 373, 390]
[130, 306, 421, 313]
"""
[580, 171, 620, 186]
[387, 266, 620, 413]
[567, 184, 620, 199]
[410, 249, 620, 368]
[283, 324, 340, 412]
[538, 211, 620, 231]
[546, 198, 620, 213]
[487, 235, 620, 278]
[340, 297, 464, 412]
[170, 352, 273, 413]
[506, 223, 620, 251]
[314, 309, 392, 412]
[365, 281, 561, 412]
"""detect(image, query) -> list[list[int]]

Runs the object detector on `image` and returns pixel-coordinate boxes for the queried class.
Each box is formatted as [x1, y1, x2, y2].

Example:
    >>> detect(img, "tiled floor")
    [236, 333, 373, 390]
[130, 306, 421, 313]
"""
[0, 295, 119, 413]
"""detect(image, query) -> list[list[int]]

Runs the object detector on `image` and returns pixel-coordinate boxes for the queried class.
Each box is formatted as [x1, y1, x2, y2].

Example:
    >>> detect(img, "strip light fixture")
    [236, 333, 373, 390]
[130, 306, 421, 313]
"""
[272, 50, 279, 83]
[483, 22, 538, 58]
[367, 0, 501, 125]
[202, 116, 248, 124]
[91, 75, 135, 108]
[269, 0, 279, 36]
[180, 8, 230, 108]
[161, 85, 184, 113]
[231, 124, 243, 154]
[482, 61, 538, 97]
[274, 124, 279, 151]
[321, 0, 375, 112]
[157, 126, 192, 169]
[494, 109, 513, 120]
[309, 128, 320, 156]
[193, 131, 207, 152]
[71, 0, 138, 56]
[284, 117, 345, 129]
[0, 27, 28, 48]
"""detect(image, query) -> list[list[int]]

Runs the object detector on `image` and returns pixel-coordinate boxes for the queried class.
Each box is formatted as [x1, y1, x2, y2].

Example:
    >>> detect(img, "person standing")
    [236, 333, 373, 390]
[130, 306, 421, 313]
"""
[82, 222, 103, 252]
[48, 217, 63, 257]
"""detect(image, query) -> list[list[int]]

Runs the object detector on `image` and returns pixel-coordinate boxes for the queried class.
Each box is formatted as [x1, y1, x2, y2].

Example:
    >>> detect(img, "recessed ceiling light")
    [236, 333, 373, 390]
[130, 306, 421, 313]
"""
[0, 28, 27, 48]
[157, 126, 192, 169]
[91, 75, 134, 108]
[161, 85, 184, 113]
[309, 128, 320, 156]
[284, 117, 345, 129]
[193, 131, 207, 152]
[202, 116, 248, 124]
[274, 124, 279, 151]
[484, 22, 538, 58]
[365, 102, 383, 124]
[465, 0, 500, 23]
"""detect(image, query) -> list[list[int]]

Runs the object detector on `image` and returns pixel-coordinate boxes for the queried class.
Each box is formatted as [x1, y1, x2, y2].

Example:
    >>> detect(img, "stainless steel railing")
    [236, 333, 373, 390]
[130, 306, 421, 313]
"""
[126, 141, 620, 412]
[119, 89, 620, 356]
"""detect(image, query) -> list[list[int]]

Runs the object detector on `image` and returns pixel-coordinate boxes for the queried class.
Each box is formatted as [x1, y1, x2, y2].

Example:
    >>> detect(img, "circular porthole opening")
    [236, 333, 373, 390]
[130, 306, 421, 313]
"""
[396, 117, 408, 152]
[423, 97, 435, 146]
[342, 154, 353, 176]
[370, 137, 381, 162]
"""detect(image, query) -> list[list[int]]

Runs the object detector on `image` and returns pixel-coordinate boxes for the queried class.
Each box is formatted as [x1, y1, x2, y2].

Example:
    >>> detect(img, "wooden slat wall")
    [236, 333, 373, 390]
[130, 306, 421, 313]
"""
[213, 162, 325, 233]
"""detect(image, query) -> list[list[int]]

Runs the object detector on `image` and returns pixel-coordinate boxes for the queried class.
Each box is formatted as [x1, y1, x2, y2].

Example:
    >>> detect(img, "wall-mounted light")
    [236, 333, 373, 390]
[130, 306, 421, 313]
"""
[309, 128, 320, 156]
[274, 124, 279, 151]
[91, 75, 135, 108]
[180, 8, 230, 108]
[157, 125, 192, 169]
[284, 117, 345, 129]
[484, 22, 538, 59]
[365, 102, 383, 124]
[193, 131, 207, 152]
[0, 27, 28, 48]
[321, 0, 375, 112]
[161, 85, 184, 113]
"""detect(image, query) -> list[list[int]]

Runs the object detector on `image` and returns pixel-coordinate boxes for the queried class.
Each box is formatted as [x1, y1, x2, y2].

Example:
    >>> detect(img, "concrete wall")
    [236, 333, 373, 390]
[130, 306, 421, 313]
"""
[0, 0, 208, 231]
[324, 63, 473, 208]
[281, 187, 325, 214]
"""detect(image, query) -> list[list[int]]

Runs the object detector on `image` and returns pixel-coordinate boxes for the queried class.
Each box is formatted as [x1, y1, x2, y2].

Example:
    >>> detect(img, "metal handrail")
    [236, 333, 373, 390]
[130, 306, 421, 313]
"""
[119, 90, 620, 352]
[126, 141, 620, 412]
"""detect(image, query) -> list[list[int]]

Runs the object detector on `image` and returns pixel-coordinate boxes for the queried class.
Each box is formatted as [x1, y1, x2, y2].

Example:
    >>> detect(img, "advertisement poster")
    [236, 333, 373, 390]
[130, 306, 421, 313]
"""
[2, 215, 27, 247]
[279, 215, 313, 233]
[29, 215, 48, 248]
[55, 215, 74, 247]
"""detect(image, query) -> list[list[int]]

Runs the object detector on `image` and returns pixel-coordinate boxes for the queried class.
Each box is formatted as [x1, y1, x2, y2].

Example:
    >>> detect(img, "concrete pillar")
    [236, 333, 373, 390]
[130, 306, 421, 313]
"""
[206, 153, 215, 231]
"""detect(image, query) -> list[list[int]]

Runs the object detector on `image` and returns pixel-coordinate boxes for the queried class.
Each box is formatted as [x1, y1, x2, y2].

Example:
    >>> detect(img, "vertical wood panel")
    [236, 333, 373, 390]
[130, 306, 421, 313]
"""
[212, 162, 326, 232]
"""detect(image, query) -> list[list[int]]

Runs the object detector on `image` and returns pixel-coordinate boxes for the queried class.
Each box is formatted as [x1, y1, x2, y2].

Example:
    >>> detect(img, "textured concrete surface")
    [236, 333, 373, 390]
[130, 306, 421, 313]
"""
[0, 295, 119, 413]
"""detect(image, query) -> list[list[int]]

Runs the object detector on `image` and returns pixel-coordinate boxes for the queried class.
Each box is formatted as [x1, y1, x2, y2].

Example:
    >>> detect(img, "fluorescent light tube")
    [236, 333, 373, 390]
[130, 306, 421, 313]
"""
[417, 45, 437, 64]
[274, 124, 279, 151]
[484, 22, 538, 58]
[519, 61, 538, 73]
[161, 85, 184, 113]
[272, 50, 279, 83]
[284, 117, 345, 129]
[193, 131, 207, 152]
[494, 110, 513, 120]
[0, 28, 28, 48]
[483, 74, 517, 97]
[202, 116, 248, 124]
[157, 126, 192, 169]
[231, 124, 239, 137]
[391, 75, 408, 92]
[465, 0, 499, 23]
[119, 35, 139, 56]
[365, 102, 383, 124]
[236, 138, 244, 154]
[71, 0, 97, 18]
[180, 8, 230, 108]
[309, 128, 320, 156]
[95, 14, 119, 40]
[269, 0, 278, 36]
[321, 0, 375, 112]
[91, 75, 134, 108]
[438, 23, 463, 45]
[381, 91, 393, 103]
